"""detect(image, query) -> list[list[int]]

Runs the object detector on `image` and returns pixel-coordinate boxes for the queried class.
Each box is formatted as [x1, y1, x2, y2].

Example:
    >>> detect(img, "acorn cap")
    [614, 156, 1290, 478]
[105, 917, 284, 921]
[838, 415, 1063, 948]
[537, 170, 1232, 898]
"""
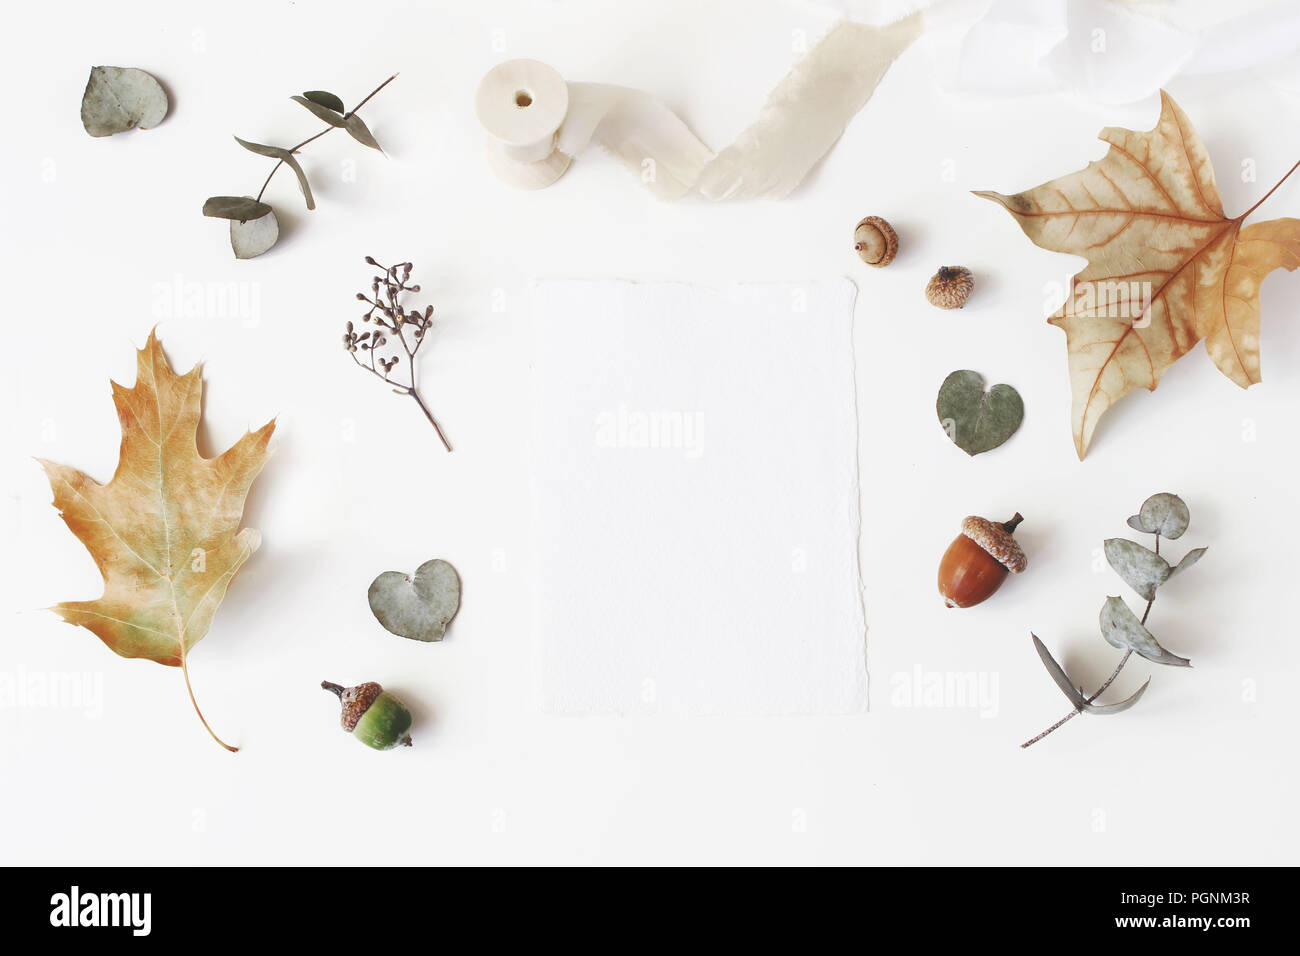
[926, 266, 974, 309]
[961, 514, 1027, 573]
[854, 216, 898, 267]
[326, 680, 383, 732]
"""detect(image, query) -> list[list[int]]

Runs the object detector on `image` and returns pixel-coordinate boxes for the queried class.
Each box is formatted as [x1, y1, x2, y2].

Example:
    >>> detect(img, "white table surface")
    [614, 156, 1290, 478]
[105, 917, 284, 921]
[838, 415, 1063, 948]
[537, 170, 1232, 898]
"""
[2, 0, 1297, 865]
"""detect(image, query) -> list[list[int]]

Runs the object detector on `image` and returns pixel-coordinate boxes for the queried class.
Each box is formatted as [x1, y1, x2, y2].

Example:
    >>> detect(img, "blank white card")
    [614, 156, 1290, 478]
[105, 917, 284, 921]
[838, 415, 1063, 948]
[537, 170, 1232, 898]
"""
[533, 279, 866, 714]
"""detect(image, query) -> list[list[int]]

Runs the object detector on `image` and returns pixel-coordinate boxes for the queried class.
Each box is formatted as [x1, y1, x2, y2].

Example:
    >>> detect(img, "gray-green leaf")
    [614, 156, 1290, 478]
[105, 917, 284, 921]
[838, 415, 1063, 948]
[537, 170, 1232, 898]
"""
[1099, 596, 1190, 667]
[1168, 546, 1207, 579]
[291, 95, 348, 127]
[1104, 538, 1171, 601]
[1085, 678, 1150, 715]
[233, 137, 316, 210]
[345, 113, 382, 151]
[81, 66, 168, 136]
[1127, 492, 1190, 539]
[1032, 634, 1086, 711]
[203, 196, 273, 221]
[368, 558, 461, 642]
[230, 207, 278, 259]
[936, 370, 1024, 456]
[1031, 634, 1150, 715]
[304, 90, 346, 113]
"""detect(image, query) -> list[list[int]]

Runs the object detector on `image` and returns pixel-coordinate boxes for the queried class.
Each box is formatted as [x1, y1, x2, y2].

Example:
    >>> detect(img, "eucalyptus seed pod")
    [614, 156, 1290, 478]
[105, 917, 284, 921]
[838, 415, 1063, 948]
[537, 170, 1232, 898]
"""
[321, 680, 413, 750]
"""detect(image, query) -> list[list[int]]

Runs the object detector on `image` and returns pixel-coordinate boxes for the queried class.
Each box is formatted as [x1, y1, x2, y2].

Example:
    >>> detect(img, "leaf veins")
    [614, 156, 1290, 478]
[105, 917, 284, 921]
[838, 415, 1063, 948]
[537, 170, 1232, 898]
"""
[976, 91, 1300, 458]
[39, 330, 274, 750]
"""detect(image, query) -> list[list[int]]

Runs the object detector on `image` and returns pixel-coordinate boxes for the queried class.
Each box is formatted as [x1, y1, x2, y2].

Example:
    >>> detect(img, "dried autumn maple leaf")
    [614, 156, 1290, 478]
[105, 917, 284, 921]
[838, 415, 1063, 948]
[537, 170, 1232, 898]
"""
[976, 91, 1300, 459]
[39, 330, 274, 751]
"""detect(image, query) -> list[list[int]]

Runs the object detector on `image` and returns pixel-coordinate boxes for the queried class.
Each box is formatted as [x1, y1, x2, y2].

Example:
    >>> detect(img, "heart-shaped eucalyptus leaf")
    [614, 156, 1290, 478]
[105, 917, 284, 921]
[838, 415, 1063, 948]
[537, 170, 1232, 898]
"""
[230, 208, 279, 259]
[1104, 538, 1171, 601]
[936, 370, 1024, 456]
[1126, 492, 1190, 539]
[81, 66, 168, 136]
[368, 558, 461, 642]
[1099, 596, 1190, 667]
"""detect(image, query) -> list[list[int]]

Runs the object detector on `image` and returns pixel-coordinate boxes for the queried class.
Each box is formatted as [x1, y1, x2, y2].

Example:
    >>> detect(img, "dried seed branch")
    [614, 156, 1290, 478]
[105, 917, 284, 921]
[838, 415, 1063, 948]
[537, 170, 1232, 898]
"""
[343, 257, 452, 452]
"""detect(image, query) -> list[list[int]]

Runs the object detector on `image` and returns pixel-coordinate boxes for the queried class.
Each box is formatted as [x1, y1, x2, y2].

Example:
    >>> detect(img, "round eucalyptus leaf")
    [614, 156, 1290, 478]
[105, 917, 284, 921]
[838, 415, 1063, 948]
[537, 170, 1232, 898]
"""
[230, 208, 278, 259]
[1136, 492, 1190, 539]
[304, 90, 346, 113]
[1104, 538, 1170, 601]
[203, 196, 272, 221]
[936, 370, 1024, 456]
[1099, 596, 1190, 667]
[81, 66, 168, 136]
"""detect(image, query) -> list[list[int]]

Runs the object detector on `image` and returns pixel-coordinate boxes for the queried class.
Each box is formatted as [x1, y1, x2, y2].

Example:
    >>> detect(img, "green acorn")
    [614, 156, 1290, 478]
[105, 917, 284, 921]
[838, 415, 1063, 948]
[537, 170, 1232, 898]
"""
[321, 680, 413, 750]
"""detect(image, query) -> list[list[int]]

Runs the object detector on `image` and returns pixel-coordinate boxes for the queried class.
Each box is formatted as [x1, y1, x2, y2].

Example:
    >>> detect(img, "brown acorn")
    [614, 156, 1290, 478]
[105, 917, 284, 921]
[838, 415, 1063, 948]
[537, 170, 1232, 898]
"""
[925, 266, 974, 309]
[854, 216, 898, 267]
[937, 513, 1026, 608]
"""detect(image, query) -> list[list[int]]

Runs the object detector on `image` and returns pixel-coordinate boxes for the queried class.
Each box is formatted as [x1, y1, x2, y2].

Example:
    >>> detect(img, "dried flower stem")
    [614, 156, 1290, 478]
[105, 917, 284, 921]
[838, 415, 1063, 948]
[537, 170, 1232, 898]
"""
[344, 257, 452, 451]
[1021, 534, 1159, 748]
[254, 74, 397, 203]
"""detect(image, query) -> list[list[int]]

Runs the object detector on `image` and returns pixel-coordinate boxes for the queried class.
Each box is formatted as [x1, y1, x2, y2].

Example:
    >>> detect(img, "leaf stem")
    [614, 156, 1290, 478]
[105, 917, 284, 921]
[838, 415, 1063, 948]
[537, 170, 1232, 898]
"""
[1238, 157, 1300, 221]
[411, 389, 452, 452]
[182, 654, 237, 752]
[347, 73, 398, 116]
[253, 74, 397, 204]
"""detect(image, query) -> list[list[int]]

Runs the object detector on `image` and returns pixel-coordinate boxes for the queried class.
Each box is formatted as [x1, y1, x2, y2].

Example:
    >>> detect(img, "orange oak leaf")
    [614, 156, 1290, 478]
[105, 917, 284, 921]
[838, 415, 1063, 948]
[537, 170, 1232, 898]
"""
[39, 330, 274, 751]
[976, 91, 1300, 458]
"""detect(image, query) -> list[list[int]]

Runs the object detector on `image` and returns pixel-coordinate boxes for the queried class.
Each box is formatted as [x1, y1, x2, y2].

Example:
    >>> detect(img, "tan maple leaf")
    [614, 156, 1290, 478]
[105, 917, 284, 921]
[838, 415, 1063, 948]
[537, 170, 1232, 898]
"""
[39, 330, 274, 751]
[976, 91, 1300, 459]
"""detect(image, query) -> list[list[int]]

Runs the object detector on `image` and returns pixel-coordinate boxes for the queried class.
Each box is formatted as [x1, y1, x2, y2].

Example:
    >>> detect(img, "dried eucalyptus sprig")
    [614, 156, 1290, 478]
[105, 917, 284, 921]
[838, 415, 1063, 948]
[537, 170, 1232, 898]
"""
[344, 257, 452, 452]
[202, 75, 396, 259]
[1022, 493, 1208, 748]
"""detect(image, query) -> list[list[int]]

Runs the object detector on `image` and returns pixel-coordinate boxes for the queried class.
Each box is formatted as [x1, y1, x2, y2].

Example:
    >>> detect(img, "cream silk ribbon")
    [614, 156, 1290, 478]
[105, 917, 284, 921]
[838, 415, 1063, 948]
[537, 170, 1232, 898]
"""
[476, 14, 921, 198]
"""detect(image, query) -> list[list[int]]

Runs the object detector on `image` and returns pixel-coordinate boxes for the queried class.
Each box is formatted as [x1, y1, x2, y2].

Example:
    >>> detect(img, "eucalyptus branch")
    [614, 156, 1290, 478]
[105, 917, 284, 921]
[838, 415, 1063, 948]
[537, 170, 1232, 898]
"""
[202, 75, 396, 259]
[1021, 495, 1206, 749]
[343, 257, 452, 452]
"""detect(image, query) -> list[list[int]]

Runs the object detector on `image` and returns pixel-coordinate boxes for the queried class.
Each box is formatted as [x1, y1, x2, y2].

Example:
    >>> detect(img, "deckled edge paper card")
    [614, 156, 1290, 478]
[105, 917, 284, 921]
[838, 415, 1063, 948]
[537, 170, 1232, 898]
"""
[533, 279, 866, 715]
